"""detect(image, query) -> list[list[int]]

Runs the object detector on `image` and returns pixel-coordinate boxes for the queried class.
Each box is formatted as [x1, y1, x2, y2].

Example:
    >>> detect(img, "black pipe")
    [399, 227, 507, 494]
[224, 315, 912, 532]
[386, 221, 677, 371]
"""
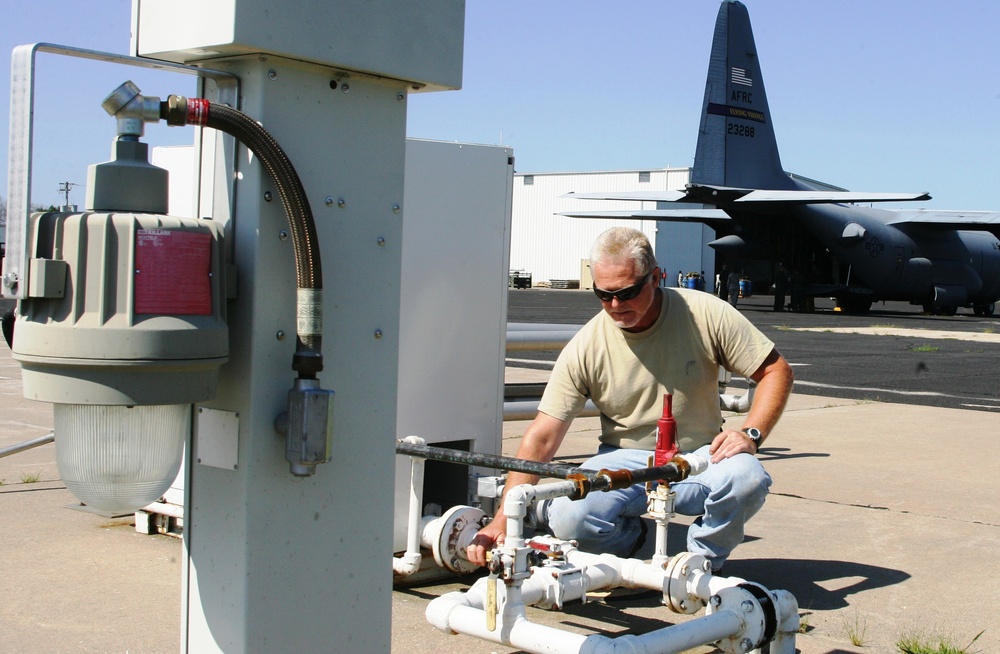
[394, 441, 692, 493]
[395, 440, 592, 480]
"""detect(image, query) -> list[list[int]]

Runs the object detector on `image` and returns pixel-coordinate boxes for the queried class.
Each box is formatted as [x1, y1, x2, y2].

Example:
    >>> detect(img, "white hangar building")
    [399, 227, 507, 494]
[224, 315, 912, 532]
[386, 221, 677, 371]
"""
[509, 167, 719, 291]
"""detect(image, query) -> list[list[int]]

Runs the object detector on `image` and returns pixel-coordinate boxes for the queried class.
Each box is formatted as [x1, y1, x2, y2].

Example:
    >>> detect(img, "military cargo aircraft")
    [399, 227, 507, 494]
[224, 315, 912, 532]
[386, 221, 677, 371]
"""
[562, 0, 1000, 316]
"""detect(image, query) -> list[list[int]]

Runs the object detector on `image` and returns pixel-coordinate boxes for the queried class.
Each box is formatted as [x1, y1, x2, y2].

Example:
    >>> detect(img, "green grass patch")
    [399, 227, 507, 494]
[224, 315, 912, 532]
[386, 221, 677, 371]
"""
[20, 471, 42, 484]
[897, 629, 984, 654]
[844, 609, 869, 647]
[910, 344, 940, 353]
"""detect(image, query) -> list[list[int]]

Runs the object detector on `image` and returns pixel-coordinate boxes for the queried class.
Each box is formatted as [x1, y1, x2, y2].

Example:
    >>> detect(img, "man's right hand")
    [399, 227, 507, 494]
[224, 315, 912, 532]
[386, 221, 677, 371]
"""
[466, 518, 507, 567]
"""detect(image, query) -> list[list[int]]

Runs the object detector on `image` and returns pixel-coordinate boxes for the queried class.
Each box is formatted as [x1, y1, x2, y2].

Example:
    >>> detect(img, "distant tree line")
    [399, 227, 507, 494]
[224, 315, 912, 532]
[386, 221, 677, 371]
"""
[0, 196, 63, 229]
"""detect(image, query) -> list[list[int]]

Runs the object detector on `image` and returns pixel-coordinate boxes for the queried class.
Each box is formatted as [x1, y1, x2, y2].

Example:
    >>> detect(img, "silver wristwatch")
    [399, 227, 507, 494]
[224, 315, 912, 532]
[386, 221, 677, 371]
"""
[741, 427, 763, 452]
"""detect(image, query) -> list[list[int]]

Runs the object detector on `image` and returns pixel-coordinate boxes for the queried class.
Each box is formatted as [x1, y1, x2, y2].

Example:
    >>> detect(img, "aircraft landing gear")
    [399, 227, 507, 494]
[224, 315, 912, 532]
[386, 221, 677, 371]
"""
[973, 302, 996, 317]
[836, 297, 872, 314]
[922, 303, 958, 316]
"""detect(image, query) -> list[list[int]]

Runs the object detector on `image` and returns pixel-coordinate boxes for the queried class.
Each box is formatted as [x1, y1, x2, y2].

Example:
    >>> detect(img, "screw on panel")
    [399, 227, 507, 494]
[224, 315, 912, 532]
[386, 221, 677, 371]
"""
[325, 196, 335, 207]
[396, 92, 405, 102]
[268, 69, 278, 80]
[329, 80, 338, 90]
[374, 329, 383, 339]
[392, 204, 401, 214]
[338, 198, 346, 208]
[264, 191, 273, 202]
[341, 83, 350, 93]
[276, 331, 286, 341]
[377, 237, 386, 247]
[279, 230, 289, 241]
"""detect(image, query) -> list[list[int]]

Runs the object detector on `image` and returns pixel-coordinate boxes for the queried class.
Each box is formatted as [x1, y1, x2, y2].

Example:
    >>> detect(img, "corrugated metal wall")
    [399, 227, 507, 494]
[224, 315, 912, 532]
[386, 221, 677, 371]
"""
[510, 168, 693, 285]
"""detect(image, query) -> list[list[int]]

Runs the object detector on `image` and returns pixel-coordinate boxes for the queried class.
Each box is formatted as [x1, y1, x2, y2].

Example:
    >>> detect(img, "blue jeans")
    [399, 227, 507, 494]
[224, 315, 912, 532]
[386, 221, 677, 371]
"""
[541, 444, 771, 570]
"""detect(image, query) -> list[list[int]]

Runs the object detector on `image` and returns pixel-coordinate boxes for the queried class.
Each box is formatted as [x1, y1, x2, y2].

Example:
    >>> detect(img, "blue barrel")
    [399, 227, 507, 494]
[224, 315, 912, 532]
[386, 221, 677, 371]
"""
[685, 276, 698, 289]
[739, 279, 752, 298]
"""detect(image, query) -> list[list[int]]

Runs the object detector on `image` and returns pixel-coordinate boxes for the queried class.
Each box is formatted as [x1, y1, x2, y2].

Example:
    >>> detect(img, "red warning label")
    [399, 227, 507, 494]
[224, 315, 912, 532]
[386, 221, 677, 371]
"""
[134, 229, 213, 315]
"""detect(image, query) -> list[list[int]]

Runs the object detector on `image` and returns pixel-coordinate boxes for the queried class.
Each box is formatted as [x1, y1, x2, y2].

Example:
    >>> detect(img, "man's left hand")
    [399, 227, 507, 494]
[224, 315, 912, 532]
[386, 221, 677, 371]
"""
[708, 429, 756, 463]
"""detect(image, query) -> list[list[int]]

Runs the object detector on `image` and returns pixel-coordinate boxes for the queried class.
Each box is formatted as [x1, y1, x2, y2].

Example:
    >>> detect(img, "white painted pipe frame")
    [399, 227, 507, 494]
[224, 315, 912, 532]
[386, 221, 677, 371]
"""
[392, 436, 428, 576]
[427, 471, 798, 654]
[428, 547, 798, 654]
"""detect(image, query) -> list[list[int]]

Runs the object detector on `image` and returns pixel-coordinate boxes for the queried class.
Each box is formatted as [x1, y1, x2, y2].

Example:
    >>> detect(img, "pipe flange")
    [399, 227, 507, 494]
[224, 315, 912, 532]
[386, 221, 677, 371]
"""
[663, 551, 708, 614]
[738, 582, 777, 644]
[431, 505, 486, 575]
[711, 586, 767, 654]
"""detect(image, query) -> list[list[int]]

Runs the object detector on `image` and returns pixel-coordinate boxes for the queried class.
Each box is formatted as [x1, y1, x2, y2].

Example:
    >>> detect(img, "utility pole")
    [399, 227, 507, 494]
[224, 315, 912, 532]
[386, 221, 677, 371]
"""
[58, 181, 78, 211]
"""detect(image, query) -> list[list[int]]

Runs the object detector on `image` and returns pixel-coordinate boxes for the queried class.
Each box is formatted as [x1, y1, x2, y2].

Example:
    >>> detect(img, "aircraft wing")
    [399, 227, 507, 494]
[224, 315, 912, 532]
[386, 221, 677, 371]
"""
[730, 189, 931, 204]
[682, 184, 931, 204]
[559, 209, 731, 223]
[885, 210, 1000, 232]
[562, 186, 930, 205]
[560, 191, 688, 202]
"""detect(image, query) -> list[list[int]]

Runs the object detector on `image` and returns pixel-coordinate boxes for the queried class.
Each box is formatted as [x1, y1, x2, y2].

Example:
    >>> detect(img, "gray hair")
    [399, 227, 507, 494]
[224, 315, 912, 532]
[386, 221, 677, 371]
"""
[589, 227, 657, 277]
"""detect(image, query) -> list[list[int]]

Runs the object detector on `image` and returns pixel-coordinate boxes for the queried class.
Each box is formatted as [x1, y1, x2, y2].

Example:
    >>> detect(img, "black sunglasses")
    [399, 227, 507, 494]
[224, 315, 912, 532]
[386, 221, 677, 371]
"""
[592, 272, 651, 303]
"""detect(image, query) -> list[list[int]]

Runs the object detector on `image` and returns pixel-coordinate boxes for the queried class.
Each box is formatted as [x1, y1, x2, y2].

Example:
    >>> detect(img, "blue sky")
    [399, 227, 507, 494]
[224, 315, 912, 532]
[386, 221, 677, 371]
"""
[3, 1, 999, 213]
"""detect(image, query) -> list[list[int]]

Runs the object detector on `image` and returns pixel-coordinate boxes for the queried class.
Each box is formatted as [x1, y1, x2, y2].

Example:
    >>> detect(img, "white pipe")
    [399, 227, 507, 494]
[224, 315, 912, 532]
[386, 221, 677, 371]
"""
[584, 611, 744, 654]
[425, 470, 797, 653]
[428, 587, 748, 654]
[504, 481, 579, 544]
[454, 548, 744, 613]
[647, 485, 673, 567]
[429, 596, 592, 654]
[720, 380, 756, 413]
[504, 399, 599, 422]
[679, 452, 709, 476]
[719, 392, 752, 413]
[393, 436, 427, 576]
[767, 589, 800, 654]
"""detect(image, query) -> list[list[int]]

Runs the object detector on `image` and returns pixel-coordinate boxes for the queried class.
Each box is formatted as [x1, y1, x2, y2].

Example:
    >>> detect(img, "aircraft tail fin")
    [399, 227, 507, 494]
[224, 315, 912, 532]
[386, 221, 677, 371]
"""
[692, 1, 795, 190]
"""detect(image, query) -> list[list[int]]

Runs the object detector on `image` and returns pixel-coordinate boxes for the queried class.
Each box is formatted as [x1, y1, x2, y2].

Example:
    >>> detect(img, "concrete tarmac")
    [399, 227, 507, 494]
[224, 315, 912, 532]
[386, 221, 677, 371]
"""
[2, 331, 998, 652]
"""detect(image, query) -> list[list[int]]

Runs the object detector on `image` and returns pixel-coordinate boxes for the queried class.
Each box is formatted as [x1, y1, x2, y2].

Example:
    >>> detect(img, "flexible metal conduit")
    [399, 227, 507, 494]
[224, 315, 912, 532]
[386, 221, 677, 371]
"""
[162, 95, 324, 377]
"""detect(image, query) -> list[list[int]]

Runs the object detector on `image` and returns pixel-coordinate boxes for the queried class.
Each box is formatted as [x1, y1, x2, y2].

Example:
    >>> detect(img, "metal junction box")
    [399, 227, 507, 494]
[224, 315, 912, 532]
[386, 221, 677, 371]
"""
[131, 0, 465, 92]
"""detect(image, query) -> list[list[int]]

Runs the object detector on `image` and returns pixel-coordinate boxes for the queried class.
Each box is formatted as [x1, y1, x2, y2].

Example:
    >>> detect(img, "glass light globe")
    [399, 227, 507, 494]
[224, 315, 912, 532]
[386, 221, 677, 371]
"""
[54, 404, 189, 514]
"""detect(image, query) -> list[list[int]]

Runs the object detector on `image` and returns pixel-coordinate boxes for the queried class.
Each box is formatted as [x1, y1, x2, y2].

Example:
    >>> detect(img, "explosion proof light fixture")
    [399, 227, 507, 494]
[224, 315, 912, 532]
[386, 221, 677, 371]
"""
[9, 76, 336, 512]
[10, 82, 229, 514]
